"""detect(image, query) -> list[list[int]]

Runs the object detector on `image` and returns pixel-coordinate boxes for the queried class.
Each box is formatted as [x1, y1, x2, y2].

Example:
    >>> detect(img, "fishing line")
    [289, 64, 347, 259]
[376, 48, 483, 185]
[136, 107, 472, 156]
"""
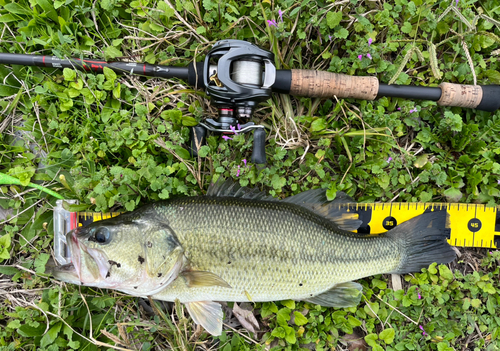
[231, 60, 263, 86]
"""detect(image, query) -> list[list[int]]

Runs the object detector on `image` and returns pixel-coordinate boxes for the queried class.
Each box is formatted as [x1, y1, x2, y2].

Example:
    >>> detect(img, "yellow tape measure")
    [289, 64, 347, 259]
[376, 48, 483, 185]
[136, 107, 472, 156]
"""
[342, 202, 499, 249]
[77, 211, 122, 227]
[74, 203, 500, 249]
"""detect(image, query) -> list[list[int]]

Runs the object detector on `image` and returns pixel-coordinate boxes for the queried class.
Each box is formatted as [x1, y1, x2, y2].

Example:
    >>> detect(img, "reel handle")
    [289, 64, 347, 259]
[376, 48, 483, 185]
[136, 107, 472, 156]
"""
[189, 125, 207, 157]
[251, 128, 266, 165]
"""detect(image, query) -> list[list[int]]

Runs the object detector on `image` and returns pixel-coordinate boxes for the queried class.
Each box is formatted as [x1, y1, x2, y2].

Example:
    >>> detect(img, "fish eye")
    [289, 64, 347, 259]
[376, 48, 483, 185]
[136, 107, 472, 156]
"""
[93, 227, 110, 244]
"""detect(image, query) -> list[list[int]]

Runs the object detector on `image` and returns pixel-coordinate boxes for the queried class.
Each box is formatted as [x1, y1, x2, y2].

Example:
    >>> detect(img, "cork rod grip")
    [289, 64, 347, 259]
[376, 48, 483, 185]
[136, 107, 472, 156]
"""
[289, 69, 379, 100]
[437, 82, 483, 109]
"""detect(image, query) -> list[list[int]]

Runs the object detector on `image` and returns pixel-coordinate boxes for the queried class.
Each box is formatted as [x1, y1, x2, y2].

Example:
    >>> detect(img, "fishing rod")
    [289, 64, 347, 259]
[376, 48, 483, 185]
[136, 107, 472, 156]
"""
[2, 39, 500, 164]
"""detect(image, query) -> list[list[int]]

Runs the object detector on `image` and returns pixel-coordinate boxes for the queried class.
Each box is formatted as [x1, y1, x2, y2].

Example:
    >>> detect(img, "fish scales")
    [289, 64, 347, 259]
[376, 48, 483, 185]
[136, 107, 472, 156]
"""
[152, 196, 401, 303]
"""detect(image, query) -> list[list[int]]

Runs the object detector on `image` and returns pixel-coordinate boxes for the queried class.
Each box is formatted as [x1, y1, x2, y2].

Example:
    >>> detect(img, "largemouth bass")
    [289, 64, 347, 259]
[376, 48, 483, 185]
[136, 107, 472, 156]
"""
[48, 180, 456, 335]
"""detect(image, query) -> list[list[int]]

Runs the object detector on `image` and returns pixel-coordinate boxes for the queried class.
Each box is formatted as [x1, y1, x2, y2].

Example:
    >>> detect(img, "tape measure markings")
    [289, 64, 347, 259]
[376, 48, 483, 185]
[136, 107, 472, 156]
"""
[77, 211, 121, 227]
[495, 212, 500, 248]
[71, 204, 499, 249]
[340, 202, 499, 249]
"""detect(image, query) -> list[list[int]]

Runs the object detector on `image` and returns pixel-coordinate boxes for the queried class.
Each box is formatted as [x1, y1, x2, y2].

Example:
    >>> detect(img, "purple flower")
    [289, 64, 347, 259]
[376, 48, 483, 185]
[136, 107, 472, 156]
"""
[278, 9, 283, 23]
[328, 35, 332, 41]
[237, 124, 241, 130]
[222, 135, 233, 141]
[456, 0, 458, 5]
[236, 166, 240, 177]
[243, 159, 247, 166]
[387, 157, 393, 163]
[418, 292, 421, 299]
[366, 53, 372, 59]
[397, 107, 401, 111]
[409, 108, 418, 113]
[358, 55, 363, 61]
[368, 38, 373, 46]
[267, 19, 278, 28]
[497, 179, 500, 185]
[419, 325, 427, 336]
[229, 125, 238, 134]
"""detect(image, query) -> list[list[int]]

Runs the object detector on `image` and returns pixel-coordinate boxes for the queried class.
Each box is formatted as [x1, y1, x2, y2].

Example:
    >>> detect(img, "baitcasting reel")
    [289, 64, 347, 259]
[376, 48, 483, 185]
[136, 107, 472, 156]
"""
[189, 40, 276, 164]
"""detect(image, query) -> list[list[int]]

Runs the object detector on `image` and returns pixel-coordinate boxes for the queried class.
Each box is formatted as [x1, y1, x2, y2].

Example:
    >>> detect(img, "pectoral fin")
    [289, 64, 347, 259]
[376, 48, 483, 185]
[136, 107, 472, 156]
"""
[186, 301, 223, 336]
[180, 270, 232, 289]
[303, 282, 363, 307]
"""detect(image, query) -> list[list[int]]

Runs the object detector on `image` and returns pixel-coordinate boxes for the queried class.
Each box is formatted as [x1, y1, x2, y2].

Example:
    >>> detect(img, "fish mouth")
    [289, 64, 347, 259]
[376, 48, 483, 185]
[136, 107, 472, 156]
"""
[66, 229, 111, 283]
[68, 229, 83, 281]
[46, 259, 80, 284]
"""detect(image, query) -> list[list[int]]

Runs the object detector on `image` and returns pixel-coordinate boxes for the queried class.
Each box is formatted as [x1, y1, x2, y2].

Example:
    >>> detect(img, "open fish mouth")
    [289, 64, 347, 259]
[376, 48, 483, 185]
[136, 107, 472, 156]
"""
[68, 229, 82, 281]
[45, 259, 81, 284]
[65, 229, 111, 283]
[84, 246, 111, 281]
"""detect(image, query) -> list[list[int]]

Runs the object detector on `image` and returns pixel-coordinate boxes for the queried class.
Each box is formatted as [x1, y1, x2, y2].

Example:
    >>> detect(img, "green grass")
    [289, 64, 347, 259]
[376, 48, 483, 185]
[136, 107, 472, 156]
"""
[1, 0, 500, 349]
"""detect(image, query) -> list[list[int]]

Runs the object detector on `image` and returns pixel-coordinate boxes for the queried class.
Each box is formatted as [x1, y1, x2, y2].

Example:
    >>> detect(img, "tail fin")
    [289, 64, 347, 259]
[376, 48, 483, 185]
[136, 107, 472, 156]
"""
[386, 211, 456, 274]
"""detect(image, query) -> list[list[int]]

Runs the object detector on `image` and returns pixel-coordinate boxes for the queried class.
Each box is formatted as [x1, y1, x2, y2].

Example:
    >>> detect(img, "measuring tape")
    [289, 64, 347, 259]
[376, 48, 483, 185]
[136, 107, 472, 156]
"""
[342, 202, 499, 249]
[77, 211, 122, 227]
[53, 201, 499, 266]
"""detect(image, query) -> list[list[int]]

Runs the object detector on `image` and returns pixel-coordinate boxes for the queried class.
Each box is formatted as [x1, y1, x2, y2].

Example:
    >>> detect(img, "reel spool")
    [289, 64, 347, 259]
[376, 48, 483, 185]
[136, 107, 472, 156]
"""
[232, 59, 263, 87]
[190, 40, 276, 164]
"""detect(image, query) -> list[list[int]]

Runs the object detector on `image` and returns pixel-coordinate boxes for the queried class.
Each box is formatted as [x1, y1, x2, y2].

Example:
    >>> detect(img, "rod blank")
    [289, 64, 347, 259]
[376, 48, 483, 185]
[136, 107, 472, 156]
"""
[0, 53, 189, 79]
[377, 84, 442, 101]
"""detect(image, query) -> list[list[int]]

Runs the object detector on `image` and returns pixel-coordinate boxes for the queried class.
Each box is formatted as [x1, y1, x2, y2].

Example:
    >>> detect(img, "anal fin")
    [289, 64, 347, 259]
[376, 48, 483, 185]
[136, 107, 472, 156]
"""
[303, 282, 363, 307]
[186, 301, 223, 336]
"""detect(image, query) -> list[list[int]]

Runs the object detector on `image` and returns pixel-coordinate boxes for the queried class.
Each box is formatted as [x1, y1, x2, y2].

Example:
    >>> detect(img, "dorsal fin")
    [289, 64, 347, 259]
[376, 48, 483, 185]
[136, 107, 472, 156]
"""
[207, 179, 361, 230]
[207, 178, 276, 201]
[283, 189, 362, 231]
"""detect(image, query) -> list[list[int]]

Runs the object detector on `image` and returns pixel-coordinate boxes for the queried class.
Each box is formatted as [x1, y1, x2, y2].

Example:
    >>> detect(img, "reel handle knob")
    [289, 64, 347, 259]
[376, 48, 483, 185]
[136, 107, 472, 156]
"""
[251, 128, 266, 164]
[190, 125, 207, 157]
